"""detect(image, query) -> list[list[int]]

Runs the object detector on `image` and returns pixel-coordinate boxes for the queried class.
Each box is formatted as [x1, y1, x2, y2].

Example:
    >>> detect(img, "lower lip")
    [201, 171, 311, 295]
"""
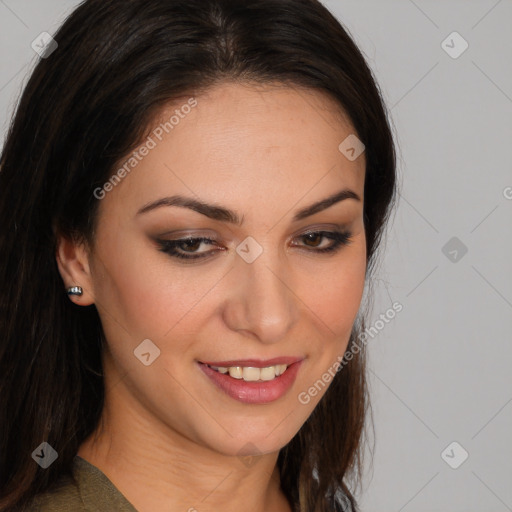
[199, 361, 302, 404]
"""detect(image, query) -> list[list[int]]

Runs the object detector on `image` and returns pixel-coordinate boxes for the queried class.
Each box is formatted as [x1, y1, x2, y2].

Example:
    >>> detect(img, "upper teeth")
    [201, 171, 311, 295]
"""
[210, 364, 289, 381]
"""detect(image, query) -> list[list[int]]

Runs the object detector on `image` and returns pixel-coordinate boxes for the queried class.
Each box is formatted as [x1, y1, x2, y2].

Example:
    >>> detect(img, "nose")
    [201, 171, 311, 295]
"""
[222, 248, 299, 344]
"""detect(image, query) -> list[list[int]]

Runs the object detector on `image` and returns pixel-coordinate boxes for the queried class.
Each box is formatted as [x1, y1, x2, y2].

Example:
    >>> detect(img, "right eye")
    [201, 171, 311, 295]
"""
[156, 237, 223, 260]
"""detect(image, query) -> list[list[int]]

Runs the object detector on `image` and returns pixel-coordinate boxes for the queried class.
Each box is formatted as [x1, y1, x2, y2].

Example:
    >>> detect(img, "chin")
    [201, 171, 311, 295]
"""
[198, 416, 304, 459]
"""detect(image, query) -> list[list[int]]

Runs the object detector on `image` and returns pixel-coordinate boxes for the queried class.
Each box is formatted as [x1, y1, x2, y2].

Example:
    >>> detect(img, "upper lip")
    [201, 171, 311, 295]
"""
[200, 356, 304, 368]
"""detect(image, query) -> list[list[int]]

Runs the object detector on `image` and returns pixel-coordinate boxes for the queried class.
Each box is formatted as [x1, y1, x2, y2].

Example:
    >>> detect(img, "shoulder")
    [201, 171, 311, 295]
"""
[23, 473, 85, 511]
[23, 455, 138, 512]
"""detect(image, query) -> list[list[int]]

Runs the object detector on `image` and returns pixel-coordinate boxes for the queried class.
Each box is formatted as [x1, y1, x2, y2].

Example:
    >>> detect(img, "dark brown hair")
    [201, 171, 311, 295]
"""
[0, 0, 396, 510]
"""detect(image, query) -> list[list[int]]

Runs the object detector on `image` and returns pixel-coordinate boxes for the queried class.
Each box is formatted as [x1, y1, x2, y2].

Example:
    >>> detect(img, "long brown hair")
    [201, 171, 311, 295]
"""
[0, 1, 396, 510]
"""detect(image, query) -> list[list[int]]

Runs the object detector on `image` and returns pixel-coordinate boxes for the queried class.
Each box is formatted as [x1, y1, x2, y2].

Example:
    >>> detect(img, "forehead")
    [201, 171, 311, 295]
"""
[100, 82, 365, 220]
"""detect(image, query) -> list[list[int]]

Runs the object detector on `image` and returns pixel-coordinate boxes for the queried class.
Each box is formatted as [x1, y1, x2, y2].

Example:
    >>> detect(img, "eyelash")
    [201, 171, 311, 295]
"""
[156, 230, 353, 261]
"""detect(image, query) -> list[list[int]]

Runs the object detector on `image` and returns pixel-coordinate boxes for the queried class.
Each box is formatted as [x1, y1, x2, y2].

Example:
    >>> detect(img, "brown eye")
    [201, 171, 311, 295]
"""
[302, 233, 323, 247]
[157, 237, 221, 260]
[293, 230, 353, 254]
[179, 239, 203, 252]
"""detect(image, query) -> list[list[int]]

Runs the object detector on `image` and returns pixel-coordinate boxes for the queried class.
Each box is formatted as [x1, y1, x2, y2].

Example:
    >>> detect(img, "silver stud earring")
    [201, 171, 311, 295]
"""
[67, 286, 83, 297]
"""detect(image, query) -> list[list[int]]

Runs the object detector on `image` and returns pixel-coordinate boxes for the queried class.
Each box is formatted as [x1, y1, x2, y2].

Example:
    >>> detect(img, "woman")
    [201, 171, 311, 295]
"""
[0, 0, 397, 510]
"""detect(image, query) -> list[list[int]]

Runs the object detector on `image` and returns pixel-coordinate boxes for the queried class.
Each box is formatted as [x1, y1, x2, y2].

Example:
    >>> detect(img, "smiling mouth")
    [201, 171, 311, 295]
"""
[206, 363, 289, 382]
[199, 359, 303, 404]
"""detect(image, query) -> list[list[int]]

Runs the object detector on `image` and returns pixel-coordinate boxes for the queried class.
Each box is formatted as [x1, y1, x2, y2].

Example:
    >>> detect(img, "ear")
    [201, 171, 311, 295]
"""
[55, 232, 95, 306]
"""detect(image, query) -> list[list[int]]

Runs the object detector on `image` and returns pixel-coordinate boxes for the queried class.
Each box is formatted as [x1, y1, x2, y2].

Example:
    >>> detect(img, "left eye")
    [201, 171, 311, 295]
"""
[290, 230, 353, 254]
[157, 230, 353, 261]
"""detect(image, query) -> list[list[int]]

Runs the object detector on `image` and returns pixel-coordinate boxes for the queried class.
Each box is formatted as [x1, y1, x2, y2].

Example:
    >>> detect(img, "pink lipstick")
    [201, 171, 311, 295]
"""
[198, 357, 303, 404]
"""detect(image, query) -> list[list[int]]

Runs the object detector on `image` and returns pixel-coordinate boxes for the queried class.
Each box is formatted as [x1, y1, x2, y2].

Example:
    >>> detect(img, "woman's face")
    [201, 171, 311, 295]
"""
[68, 82, 366, 457]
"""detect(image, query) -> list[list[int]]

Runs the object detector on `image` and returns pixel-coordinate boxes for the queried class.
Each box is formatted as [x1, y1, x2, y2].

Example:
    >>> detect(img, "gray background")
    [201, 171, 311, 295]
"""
[1, 1, 511, 511]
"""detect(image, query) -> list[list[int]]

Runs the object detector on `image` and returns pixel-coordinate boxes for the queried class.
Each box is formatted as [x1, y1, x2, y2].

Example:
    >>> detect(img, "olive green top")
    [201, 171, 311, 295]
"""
[27, 455, 138, 511]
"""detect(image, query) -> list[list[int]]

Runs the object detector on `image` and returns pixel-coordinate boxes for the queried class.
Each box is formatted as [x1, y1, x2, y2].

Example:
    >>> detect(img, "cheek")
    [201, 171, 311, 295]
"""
[92, 235, 226, 344]
[89, 233, 173, 340]
[305, 241, 367, 337]
[293, 244, 366, 410]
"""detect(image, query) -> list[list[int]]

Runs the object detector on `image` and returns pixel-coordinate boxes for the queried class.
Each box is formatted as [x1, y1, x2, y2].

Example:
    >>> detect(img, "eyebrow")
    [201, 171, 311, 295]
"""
[136, 188, 361, 225]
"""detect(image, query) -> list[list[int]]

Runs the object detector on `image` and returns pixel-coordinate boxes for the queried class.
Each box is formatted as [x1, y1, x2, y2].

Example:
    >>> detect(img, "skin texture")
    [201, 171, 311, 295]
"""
[56, 82, 367, 512]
